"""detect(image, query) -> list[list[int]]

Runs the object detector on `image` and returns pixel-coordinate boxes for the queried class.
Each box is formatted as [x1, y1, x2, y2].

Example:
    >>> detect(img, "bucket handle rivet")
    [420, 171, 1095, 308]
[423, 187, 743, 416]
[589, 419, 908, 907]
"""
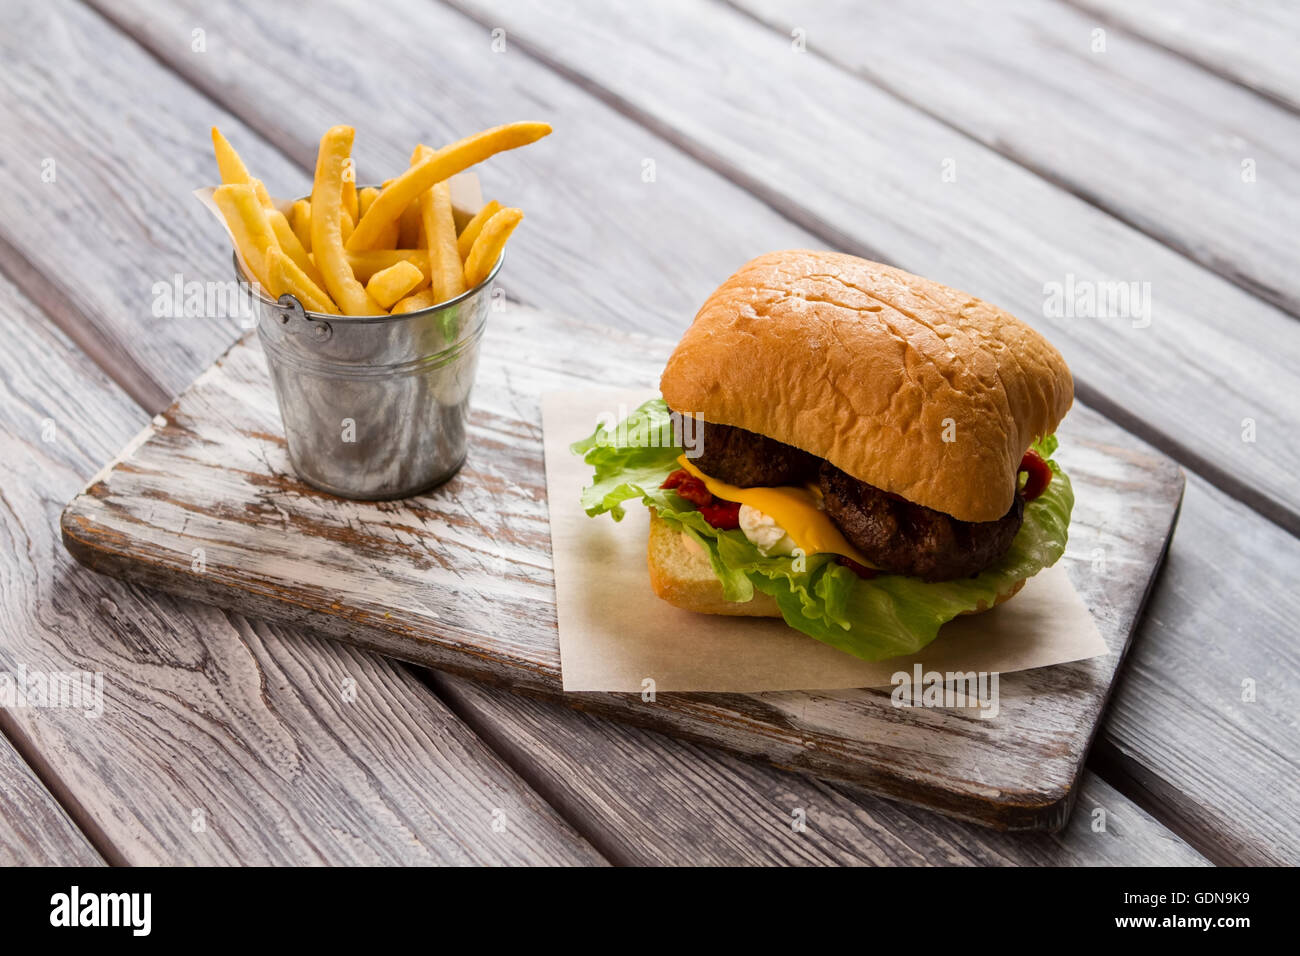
[275, 293, 331, 342]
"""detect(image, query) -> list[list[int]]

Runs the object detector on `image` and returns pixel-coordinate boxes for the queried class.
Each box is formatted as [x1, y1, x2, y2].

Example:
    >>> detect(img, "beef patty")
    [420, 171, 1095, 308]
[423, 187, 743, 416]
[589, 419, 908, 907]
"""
[687, 419, 820, 487]
[819, 462, 1024, 581]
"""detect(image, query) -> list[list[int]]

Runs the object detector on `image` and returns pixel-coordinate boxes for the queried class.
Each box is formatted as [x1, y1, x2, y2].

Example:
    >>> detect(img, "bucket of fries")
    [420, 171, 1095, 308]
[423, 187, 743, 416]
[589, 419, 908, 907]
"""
[204, 121, 550, 499]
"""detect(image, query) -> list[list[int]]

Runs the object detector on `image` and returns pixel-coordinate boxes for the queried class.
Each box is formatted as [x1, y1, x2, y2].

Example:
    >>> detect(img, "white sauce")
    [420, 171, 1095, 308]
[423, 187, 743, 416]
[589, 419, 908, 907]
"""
[738, 504, 797, 556]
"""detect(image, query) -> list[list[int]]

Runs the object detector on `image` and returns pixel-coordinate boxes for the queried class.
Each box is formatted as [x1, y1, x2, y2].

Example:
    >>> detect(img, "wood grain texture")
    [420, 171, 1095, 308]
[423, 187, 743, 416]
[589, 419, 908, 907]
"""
[434, 672, 1208, 865]
[0, 732, 103, 866]
[0, 274, 603, 866]
[62, 306, 1183, 830]
[434, 0, 1300, 866]
[1095, 474, 1300, 866]
[88, 0, 818, 347]
[0, 0, 314, 411]
[0, 0, 1155, 862]
[1068, 0, 1300, 112]
[15, 0, 1274, 858]
[736, 0, 1300, 320]
[440, 0, 1300, 537]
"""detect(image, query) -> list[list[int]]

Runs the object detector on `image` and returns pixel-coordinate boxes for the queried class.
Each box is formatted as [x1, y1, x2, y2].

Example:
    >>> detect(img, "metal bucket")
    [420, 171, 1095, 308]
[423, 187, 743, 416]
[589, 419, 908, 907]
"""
[241, 251, 500, 500]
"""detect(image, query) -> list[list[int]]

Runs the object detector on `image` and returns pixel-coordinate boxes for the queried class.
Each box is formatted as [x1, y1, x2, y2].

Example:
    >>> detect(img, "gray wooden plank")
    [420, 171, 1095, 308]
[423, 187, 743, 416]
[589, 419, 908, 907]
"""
[735, 0, 1300, 320]
[1094, 474, 1300, 866]
[0, 271, 603, 865]
[80, 0, 815, 357]
[0, 0, 318, 411]
[0, 731, 103, 866]
[434, 673, 1208, 865]
[1068, 0, 1300, 112]
[439, 0, 1300, 538]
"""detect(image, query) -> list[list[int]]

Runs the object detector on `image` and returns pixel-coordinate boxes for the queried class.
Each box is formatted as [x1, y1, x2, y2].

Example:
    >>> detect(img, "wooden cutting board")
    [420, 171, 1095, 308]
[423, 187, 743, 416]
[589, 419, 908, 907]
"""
[61, 305, 1184, 830]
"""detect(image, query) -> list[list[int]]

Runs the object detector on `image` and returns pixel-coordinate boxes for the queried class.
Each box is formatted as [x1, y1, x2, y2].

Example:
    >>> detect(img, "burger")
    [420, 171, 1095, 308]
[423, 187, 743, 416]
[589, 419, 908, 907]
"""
[572, 251, 1075, 661]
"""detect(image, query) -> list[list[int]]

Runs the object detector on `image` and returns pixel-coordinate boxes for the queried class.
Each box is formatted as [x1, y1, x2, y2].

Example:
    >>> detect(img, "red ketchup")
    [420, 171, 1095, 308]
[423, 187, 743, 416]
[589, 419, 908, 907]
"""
[661, 469, 742, 530]
[836, 556, 879, 579]
[1018, 449, 1053, 502]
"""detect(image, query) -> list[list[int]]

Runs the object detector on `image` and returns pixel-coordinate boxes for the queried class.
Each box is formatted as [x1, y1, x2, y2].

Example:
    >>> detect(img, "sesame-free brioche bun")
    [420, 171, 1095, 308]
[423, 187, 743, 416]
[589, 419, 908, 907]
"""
[660, 251, 1073, 522]
[647, 511, 1023, 617]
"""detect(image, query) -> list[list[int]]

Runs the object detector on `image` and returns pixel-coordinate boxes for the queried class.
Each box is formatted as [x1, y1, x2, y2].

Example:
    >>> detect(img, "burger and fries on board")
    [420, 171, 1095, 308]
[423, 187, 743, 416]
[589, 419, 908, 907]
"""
[203, 121, 1077, 667]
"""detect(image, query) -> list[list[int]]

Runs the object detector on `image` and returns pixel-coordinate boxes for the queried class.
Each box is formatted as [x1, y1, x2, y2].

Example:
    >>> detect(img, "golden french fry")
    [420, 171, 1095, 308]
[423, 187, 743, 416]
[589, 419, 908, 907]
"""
[342, 162, 358, 224]
[412, 145, 466, 302]
[358, 186, 400, 247]
[213, 183, 279, 291]
[359, 186, 380, 217]
[310, 126, 383, 315]
[423, 180, 465, 301]
[463, 207, 523, 288]
[210, 126, 319, 284]
[398, 199, 422, 248]
[211, 126, 252, 185]
[267, 250, 340, 315]
[346, 249, 428, 282]
[456, 199, 503, 261]
[339, 209, 354, 243]
[365, 260, 425, 310]
[348, 121, 551, 251]
[390, 288, 439, 314]
[291, 199, 312, 252]
[211, 127, 274, 206]
[374, 219, 400, 250]
[266, 209, 323, 288]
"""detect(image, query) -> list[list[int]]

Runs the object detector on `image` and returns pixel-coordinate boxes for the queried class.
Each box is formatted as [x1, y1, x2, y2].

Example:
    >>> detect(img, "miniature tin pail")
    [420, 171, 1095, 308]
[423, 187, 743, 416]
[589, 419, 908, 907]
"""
[240, 251, 500, 500]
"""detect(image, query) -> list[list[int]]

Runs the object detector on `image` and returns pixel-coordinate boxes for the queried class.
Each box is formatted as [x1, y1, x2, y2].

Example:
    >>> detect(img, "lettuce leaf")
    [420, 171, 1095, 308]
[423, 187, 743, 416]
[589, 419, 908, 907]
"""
[572, 398, 1074, 661]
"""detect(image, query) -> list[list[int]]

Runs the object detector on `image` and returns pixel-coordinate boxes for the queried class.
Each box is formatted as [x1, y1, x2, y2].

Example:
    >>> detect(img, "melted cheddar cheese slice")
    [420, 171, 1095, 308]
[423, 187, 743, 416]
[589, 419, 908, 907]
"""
[676, 455, 879, 568]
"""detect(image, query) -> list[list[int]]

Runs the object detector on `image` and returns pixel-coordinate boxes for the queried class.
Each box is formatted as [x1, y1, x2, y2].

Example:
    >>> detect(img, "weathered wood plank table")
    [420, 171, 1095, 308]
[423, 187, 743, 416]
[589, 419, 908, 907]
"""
[0, 0, 1294, 865]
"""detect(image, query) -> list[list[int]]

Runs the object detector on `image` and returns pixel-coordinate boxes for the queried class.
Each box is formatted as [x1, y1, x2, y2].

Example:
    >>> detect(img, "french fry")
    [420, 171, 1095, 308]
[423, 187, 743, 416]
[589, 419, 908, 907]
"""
[374, 219, 400, 250]
[357, 186, 402, 247]
[211, 127, 272, 207]
[348, 121, 551, 252]
[341, 164, 358, 224]
[339, 209, 354, 243]
[423, 181, 466, 300]
[359, 186, 380, 218]
[346, 249, 427, 282]
[267, 210, 324, 289]
[291, 199, 312, 252]
[390, 288, 439, 314]
[463, 207, 523, 288]
[211, 127, 322, 287]
[398, 198, 422, 248]
[267, 249, 340, 315]
[365, 260, 426, 310]
[310, 126, 384, 315]
[211, 127, 254, 187]
[456, 199, 503, 261]
[213, 183, 279, 291]
[412, 145, 466, 302]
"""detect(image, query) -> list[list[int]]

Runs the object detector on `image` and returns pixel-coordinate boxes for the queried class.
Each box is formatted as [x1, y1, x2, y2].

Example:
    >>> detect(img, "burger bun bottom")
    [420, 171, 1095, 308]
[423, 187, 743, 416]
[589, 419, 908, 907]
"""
[647, 510, 1025, 618]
